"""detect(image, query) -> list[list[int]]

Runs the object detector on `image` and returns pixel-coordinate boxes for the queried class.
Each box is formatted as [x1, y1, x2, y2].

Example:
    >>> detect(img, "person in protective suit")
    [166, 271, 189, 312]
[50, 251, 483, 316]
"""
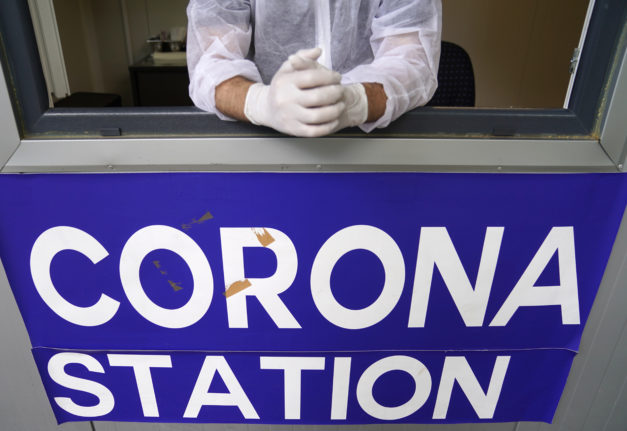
[187, 0, 441, 137]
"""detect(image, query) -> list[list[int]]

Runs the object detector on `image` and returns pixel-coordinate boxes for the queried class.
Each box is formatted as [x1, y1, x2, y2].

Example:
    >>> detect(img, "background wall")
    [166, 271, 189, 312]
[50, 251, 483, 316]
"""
[50, 0, 98, 95]
[0, 262, 91, 431]
[53, 0, 188, 106]
[441, 0, 590, 108]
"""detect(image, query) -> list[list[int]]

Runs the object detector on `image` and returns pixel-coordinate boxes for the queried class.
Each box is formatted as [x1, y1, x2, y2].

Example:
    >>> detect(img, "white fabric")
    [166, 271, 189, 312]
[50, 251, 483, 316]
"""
[244, 50, 347, 137]
[337, 83, 368, 131]
[187, 0, 442, 132]
[260, 49, 367, 136]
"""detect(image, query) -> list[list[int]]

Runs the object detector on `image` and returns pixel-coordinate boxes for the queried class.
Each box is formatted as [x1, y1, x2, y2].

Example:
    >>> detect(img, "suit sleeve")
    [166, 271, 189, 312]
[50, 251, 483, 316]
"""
[187, 0, 262, 120]
[342, 0, 442, 132]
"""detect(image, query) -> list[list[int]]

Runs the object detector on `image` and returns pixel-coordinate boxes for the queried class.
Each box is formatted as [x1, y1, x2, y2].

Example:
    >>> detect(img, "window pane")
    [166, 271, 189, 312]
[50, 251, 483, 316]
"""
[38, 0, 590, 110]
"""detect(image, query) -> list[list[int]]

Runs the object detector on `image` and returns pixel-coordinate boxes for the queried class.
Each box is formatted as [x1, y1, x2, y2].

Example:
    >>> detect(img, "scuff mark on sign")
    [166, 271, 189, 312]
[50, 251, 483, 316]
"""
[154, 260, 179, 290]
[154, 261, 169, 274]
[253, 228, 275, 247]
[197, 211, 214, 223]
[168, 280, 183, 292]
[182, 211, 214, 230]
[224, 279, 252, 298]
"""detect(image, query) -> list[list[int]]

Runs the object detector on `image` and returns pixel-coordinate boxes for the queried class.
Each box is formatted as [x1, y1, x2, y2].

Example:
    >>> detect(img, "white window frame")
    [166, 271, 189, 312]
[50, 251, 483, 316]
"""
[26, 0, 69, 103]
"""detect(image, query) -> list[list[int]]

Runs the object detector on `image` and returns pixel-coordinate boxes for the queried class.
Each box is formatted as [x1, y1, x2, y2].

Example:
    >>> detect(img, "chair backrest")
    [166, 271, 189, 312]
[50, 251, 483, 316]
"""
[426, 41, 475, 107]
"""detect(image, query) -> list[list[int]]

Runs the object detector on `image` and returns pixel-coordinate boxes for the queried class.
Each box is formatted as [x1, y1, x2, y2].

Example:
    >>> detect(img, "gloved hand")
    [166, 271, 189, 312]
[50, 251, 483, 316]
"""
[244, 48, 346, 137]
[289, 49, 368, 133]
[336, 83, 369, 131]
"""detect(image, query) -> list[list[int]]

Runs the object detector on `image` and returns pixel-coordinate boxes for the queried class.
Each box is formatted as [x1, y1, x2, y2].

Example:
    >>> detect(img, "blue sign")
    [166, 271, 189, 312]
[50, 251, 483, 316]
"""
[0, 172, 625, 424]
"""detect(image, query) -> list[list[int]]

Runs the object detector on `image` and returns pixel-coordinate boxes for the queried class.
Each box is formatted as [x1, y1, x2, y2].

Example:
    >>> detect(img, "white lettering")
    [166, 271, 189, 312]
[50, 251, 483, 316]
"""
[490, 227, 579, 326]
[260, 356, 325, 420]
[48, 352, 114, 417]
[311, 225, 405, 329]
[184, 356, 258, 419]
[433, 355, 510, 419]
[356, 355, 431, 420]
[221, 228, 300, 328]
[119, 225, 214, 329]
[409, 227, 503, 327]
[107, 354, 172, 417]
[30, 227, 119, 326]
[330, 357, 352, 420]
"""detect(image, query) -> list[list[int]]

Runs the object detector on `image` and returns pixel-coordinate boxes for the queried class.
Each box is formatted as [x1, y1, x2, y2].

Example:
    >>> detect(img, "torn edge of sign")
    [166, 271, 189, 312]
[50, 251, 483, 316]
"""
[253, 228, 275, 247]
[224, 279, 252, 298]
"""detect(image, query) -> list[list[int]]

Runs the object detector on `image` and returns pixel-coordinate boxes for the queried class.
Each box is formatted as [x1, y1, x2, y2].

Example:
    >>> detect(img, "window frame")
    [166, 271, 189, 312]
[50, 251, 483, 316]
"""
[0, 0, 625, 176]
[0, 0, 624, 139]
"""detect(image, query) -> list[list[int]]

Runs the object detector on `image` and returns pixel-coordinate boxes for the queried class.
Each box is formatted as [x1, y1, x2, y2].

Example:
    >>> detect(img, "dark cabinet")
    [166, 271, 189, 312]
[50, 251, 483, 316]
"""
[129, 58, 193, 107]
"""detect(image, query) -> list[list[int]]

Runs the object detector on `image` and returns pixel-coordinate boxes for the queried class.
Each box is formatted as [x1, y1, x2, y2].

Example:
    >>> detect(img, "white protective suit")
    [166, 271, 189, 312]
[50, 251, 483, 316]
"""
[187, 0, 442, 132]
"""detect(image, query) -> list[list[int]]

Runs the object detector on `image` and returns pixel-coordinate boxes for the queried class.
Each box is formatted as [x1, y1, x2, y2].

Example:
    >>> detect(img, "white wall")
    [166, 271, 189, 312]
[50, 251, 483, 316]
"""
[124, 0, 189, 64]
[140, 0, 188, 42]
[0, 261, 90, 431]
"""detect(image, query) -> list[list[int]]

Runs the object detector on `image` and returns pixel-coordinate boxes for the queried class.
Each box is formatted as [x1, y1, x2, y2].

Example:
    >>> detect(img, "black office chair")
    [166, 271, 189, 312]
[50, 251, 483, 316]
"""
[426, 41, 475, 107]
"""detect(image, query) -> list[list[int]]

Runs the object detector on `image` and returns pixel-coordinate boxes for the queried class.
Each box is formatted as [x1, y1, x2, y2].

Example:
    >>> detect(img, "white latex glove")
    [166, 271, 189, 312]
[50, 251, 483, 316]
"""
[336, 83, 368, 130]
[244, 48, 346, 137]
[289, 50, 368, 132]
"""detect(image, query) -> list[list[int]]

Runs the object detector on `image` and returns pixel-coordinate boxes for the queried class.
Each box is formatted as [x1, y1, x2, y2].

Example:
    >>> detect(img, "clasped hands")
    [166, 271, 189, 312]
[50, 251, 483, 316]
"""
[245, 48, 368, 137]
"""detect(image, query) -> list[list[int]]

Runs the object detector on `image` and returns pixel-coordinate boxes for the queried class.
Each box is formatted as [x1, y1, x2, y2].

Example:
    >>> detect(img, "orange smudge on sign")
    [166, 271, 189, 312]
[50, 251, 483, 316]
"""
[253, 228, 275, 247]
[168, 280, 183, 292]
[182, 210, 214, 230]
[224, 279, 252, 298]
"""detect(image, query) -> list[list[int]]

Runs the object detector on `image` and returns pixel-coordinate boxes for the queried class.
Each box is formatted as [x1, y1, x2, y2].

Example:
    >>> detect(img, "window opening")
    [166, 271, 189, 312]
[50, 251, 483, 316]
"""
[35, 0, 590, 110]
